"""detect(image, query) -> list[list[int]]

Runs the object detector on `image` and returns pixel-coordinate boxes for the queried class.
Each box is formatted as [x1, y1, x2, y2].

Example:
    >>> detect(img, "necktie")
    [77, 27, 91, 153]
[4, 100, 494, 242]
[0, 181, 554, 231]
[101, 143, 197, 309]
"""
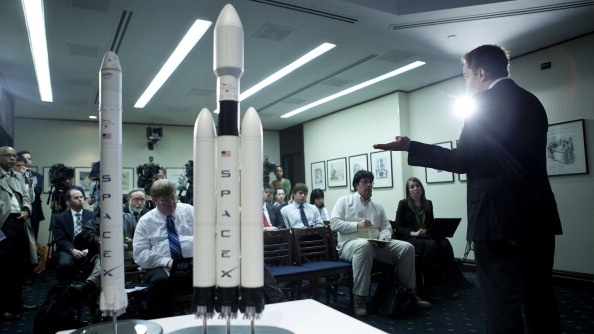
[134, 212, 140, 222]
[263, 212, 271, 227]
[74, 213, 83, 236]
[299, 205, 310, 227]
[166, 215, 183, 259]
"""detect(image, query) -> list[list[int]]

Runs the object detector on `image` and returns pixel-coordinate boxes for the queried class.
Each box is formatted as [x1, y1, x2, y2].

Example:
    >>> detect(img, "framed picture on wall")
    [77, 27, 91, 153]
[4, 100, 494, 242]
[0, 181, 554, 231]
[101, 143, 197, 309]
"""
[370, 151, 393, 188]
[425, 141, 455, 184]
[348, 154, 368, 191]
[311, 161, 326, 191]
[455, 140, 467, 182]
[546, 119, 588, 176]
[166, 167, 187, 192]
[122, 168, 134, 193]
[75, 167, 93, 195]
[42, 166, 51, 194]
[327, 157, 347, 188]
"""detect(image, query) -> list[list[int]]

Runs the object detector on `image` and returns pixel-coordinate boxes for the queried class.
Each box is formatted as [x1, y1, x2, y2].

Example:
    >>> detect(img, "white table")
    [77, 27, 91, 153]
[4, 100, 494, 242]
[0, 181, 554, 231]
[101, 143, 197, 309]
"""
[58, 299, 387, 334]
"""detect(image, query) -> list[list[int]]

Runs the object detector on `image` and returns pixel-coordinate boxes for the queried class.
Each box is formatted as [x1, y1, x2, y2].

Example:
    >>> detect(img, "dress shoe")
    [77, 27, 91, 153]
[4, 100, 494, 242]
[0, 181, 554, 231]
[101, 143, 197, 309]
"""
[21, 304, 38, 311]
[353, 294, 368, 316]
[69, 280, 97, 296]
[415, 294, 431, 309]
[1, 312, 21, 321]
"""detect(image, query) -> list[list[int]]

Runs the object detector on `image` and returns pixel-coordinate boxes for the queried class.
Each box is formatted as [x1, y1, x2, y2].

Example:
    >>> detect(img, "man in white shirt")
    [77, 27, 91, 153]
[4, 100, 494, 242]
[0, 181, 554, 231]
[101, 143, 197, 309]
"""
[331, 170, 430, 316]
[280, 183, 324, 229]
[133, 179, 193, 318]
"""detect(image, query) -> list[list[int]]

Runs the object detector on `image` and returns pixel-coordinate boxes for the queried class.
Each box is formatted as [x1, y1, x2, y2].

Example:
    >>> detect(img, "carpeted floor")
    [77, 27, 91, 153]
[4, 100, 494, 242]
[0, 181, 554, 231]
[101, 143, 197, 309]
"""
[2, 271, 593, 333]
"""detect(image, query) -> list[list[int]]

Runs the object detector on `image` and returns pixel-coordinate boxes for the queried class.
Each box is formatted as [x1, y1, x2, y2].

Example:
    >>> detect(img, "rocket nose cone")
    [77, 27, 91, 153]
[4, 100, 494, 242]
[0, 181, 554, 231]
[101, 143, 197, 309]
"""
[240, 107, 262, 136]
[101, 51, 121, 71]
[195, 108, 216, 138]
[215, 4, 242, 29]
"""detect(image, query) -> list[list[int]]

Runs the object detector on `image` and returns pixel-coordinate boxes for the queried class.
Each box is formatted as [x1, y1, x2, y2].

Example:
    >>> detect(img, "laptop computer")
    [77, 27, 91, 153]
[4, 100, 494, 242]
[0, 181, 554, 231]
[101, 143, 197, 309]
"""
[169, 257, 193, 278]
[427, 218, 462, 238]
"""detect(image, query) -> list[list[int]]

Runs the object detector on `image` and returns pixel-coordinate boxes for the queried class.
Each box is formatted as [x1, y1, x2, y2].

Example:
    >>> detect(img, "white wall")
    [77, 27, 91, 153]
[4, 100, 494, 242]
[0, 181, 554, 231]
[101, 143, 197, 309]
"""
[303, 34, 594, 274]
[14, 118, 280, 247]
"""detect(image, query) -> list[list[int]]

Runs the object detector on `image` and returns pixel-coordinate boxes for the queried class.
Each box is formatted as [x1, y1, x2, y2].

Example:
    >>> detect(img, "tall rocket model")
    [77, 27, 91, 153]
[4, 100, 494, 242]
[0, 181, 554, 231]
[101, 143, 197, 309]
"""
[192, 3, 265, 329]
[98, 51, 127, 317]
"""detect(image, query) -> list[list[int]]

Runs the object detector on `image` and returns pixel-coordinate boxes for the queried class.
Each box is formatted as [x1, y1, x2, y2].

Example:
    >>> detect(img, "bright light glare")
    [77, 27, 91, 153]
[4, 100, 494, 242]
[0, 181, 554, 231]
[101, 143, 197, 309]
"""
[21, 0, 53, 102]
[135, 19, 212, 108]
[281, 61, 426, 118]
[240, 43, 335, 101]
[454, 96, 475, 118]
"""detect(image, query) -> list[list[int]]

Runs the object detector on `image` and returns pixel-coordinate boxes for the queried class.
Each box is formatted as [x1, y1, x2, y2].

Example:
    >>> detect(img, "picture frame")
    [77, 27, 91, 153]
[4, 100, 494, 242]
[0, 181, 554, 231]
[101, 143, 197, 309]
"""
[74, 167, 93, 195]
[42, 166, 51, 194]
[311, 161, 326, 191]
[122, 168, 134, 193]
[455, 140, 467, 182]
[546, 119, 588, 176]
[370, 151, 393, 188]
[327, 157, 347, 188]
[425, 141, 455, 184]
[166, 167, 187, 192]
[348, 154, 368, 191]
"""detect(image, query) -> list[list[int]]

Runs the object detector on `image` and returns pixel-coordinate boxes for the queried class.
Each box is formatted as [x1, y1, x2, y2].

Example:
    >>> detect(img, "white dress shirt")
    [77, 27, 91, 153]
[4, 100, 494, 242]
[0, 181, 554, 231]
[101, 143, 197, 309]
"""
[281, 202, 324, 228]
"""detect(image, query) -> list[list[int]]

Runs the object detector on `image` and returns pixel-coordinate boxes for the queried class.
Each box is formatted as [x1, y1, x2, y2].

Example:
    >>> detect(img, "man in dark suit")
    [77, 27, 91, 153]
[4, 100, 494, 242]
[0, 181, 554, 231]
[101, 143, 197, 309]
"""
[123, 188, 150, 222]
[16, 150, 45, 240]
[374, 45, 562, 334]
[263, 188, 285, 230]
[53, 188, 97, 283]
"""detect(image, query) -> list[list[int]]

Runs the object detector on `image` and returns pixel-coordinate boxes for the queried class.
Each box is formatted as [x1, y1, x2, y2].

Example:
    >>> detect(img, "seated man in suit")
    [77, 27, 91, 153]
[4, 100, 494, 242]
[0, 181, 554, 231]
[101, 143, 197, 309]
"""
[263, 188, 285, 231]
[133, 179, 193, 318]
[280, 183, 324, 229]
[53, 188, 97, 284]
[123, 188, 150, 222]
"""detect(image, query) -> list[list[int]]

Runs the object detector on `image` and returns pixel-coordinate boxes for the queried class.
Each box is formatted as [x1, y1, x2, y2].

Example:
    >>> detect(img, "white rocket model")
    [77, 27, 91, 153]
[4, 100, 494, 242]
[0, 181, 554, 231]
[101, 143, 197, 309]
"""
[192, 3, 265, 329]
[98, 51, 127, 317]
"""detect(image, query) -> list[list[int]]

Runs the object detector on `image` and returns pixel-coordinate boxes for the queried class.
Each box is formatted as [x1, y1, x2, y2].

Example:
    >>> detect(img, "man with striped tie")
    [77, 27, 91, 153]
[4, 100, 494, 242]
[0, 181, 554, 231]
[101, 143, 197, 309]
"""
[133, 179, 194, 318]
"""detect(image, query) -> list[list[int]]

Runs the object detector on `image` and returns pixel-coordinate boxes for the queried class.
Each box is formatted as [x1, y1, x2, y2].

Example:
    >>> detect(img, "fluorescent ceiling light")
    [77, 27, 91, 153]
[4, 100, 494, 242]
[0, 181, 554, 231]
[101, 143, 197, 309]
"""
[21, 0, 53, 102]
[240, 43, 335, 101]
[214, 42, 336, 114]
[281, 61, 426, 118]
[135, 19, 212, 108]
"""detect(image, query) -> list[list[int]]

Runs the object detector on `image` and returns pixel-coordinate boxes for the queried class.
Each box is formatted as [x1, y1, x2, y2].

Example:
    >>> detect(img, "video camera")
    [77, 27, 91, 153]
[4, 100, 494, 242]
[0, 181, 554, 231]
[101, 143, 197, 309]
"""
[49, 163, 75, 191]
[136, 159, 163, 194]
[88, 161, 100, 181]
[263, 156, 277, 189]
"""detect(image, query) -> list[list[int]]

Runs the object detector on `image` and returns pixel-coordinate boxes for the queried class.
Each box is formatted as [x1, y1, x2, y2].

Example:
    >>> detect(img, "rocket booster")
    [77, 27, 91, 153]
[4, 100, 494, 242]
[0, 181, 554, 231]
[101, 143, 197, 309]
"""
[98, 51, 127, 316]
[213, 3, 244, 319]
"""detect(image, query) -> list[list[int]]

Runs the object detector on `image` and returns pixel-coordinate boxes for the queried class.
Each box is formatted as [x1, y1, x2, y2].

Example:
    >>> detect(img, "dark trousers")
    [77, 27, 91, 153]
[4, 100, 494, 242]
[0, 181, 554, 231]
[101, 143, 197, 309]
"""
[56, 250, 82, 283]
[143, 267, 192, 319]
[474, 236, 561, 334]
[0, 214, 27, 312]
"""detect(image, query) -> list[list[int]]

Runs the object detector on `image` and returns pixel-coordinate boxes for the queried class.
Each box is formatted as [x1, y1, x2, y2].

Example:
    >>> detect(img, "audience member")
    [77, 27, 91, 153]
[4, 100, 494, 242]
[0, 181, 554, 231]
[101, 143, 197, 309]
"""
[395, 177, 461, 300]
[123, 188, 150, 222]
[373, 44, 562, 333]
[273, 188, 286, 208]
[52, 188, 97, 283]
[13, 155, 35, 204]
[269, 166, 291, 198]
[0, 146, 38, 320]
[16, 150, 44, 239]
[133, 179, 193, 318]
[263, 188, 285, 231]
[309, 188, 329, 221]
[50, 172, 85, 214]
[280, 183, 324, 229]
[330, 170, 430, 316]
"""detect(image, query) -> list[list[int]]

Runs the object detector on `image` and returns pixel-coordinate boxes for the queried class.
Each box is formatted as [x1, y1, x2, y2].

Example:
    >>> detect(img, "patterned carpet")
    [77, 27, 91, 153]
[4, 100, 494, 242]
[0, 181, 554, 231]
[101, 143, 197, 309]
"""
[1, 271, 593, 333]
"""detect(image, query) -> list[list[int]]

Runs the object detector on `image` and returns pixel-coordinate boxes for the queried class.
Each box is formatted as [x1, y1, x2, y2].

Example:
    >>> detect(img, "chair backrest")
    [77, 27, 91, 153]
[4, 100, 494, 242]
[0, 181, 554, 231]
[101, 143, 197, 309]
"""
[325, 225, 340, 261]
[263, 229, 294, 267]
[291, 227, 332, 265]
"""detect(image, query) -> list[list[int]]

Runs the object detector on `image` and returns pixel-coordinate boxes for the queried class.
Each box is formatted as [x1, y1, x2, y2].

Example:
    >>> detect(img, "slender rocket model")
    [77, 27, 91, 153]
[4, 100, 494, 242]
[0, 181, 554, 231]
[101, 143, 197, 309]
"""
[98, 51, 127, 317]
[192, 3, 265, 328]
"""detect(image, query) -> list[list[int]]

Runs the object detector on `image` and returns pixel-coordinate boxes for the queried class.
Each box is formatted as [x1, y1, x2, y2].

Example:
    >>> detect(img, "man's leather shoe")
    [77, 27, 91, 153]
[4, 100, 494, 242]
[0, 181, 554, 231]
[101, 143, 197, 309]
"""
[70, 280, 97, 296]
[1, 312, 21, 321]
[21, 304, 38, 311]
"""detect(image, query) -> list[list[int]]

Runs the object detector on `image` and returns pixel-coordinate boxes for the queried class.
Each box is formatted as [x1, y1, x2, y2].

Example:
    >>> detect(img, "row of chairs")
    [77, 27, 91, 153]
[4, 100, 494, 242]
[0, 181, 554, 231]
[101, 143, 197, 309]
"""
[263, 226, 353, 303]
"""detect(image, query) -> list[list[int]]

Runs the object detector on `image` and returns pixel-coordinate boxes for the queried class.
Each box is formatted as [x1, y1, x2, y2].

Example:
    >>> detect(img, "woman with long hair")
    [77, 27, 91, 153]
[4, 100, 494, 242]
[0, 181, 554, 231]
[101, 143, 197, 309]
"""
[309, 188, 329, 221]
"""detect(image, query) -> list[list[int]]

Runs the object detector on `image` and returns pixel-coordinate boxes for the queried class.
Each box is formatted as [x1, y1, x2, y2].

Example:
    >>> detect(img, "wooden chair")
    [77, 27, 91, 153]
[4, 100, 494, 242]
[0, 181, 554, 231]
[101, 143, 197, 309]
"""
[291, 227, 353, 302]
[263, 229, 316, 300]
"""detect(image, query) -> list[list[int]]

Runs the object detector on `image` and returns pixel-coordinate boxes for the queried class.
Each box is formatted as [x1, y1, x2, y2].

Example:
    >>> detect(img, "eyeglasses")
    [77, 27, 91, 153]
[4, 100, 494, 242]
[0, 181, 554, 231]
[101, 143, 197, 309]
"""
[1, 154, 17, 158]
[131, 197, 145, 203]
[157, 197, 177, 205]
[359, 180, 374, 186]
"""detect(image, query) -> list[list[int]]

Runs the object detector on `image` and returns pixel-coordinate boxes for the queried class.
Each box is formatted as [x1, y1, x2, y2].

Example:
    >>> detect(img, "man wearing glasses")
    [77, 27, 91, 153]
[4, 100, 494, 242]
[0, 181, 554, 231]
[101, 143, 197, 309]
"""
[330, 170, 430, 316]
[133, 179, 193, 318]
[123, 188, 150, 222]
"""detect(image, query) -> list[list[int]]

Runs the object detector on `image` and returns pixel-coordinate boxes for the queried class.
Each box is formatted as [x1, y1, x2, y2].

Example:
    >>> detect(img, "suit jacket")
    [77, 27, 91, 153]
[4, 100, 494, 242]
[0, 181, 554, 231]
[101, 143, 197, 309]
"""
[0, 168, 37, 262]
[394, 199, 435, 241]
[408, 79, 562, 242]
[53, 208, 96, 252]
[265, 203, 286, 229]
[123, 205, 150, 219]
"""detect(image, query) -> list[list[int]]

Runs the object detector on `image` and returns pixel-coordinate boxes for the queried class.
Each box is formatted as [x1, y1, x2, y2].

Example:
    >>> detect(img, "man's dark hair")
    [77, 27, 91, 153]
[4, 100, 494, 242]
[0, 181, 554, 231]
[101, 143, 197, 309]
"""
[16, 150, 30, 157]
[462, 44, 510, 80]
[352, 170, 374, 190]
[292, 183, 308, 195]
